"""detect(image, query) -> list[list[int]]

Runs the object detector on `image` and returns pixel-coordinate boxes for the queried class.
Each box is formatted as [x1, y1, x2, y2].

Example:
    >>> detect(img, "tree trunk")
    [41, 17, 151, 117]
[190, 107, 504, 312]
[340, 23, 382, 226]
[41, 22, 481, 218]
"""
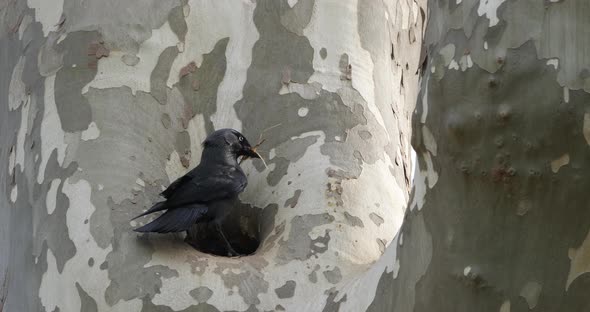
[367, 0, 590, 311]
[1, 0, 424, 311]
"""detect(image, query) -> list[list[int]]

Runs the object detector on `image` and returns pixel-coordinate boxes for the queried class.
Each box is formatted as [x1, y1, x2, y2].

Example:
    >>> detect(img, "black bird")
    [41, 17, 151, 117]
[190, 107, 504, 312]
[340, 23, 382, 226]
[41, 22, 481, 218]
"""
[132, 128, 260, 255]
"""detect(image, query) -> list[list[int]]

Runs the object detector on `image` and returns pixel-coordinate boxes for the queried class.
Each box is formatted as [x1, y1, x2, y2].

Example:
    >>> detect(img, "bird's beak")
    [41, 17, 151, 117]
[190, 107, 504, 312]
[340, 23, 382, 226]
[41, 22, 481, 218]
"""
[244, 147, 261, 159]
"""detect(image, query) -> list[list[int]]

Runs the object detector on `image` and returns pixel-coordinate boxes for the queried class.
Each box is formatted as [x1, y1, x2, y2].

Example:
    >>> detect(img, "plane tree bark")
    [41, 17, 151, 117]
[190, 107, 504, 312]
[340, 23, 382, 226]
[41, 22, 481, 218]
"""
[1, 0, 423, 311]
[4, 0, 588, 311]
[365, 0, 590, 311]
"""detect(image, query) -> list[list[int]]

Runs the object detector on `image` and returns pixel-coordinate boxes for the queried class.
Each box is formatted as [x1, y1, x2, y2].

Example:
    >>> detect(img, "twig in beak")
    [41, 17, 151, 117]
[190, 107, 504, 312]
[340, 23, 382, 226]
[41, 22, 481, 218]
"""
[239, 123, 281, 169]
[253, 139, 266, 150]
[254, 150, 267, 169]
[257, 123, 282, 142]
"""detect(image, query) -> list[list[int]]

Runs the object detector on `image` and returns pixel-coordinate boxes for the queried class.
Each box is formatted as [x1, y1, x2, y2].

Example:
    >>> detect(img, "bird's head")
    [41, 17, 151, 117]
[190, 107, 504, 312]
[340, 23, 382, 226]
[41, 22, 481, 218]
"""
[202, 128, 260, 159]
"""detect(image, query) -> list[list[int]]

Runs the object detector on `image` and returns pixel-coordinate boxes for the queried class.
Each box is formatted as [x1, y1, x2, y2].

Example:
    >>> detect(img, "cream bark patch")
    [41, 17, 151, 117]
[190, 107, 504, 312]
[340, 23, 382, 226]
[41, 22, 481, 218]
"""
[38, 75, 67, 184]
[27, 0, 64, 36]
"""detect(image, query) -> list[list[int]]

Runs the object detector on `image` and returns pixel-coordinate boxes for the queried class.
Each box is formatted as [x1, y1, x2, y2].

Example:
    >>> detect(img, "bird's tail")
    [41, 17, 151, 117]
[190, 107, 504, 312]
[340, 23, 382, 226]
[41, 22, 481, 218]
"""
[131, 201, 167, 220]
[133, 204, 208, 233]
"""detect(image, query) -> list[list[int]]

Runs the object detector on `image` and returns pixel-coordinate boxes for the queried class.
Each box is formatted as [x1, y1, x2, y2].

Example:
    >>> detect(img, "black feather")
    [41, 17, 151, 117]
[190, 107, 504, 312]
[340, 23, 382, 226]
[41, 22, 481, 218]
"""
[133, 204, 208, 233]
[131, 202, 167, 220]
[160, 174, 192, 199]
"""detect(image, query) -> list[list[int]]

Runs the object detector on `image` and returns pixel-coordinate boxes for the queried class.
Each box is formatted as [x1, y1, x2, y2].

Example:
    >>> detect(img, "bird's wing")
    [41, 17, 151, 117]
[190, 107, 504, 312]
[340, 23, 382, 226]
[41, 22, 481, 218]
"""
[133, 204, 208, 233]
[160, 167, 199, 198]
[131, 201, 166, 220]
[164, 166, 247, 209]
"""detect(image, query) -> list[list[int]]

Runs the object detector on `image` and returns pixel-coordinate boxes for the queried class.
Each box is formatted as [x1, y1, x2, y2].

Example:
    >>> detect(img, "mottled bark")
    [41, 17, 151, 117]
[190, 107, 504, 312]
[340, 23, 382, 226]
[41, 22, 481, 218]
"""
[368, 0, 590, 311]
[1, 0, 423, 311]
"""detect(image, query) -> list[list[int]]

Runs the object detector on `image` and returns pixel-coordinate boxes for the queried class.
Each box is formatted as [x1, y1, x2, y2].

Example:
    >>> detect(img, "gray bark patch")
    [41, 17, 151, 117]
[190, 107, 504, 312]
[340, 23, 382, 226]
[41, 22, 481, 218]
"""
[140, 297, 221, 312]
[369, 212, 384, 226]
[121, 54, 140, 66]
[189, 286, 213, 303]
[343, 212, 364, 228]
[186, 254, 208, 276]
[75, 282, 98, 312]
[274, 280, 296, 299]
[308, 264, 320, 283]
[376, 238, 386, 254]
[260, 220, 285, 253]
[322, 289, 347, 312]
[284, 189, 302, 208]
[161, 113, 172, 129]
[53, 31, 102, 132]
[277, 213, 335, 263]
[320, 47, 327, 60]
[213, 262, 269, 305]
[266, 156, 290, 187]
[175, 38, 228, 134]
[274, 135, 320, 163]
[323, 267, 342, 284]
[365, 268, 395, 312]
[150, 46, 179, 105]
[175, 130, 191, 166]
[358, 130, 372, 141]
[168, 4, 187, 42]
[280, 0, 314, 35]
[339, 53, 350, 79]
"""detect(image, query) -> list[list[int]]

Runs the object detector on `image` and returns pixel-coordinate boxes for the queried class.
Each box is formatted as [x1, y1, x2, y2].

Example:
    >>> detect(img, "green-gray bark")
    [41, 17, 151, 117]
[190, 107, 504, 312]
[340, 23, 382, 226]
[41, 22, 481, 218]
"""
[368, 1, 590, 311]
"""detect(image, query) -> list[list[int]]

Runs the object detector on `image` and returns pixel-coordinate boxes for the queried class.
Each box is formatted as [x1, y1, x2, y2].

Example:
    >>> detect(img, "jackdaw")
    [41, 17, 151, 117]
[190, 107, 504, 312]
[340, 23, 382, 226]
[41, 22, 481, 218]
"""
[132, 128, 260, 256]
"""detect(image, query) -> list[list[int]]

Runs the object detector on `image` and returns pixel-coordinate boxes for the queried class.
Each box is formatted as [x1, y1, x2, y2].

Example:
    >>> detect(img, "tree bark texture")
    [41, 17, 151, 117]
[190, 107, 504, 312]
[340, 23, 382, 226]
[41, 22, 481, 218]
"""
[367, 0, 590, 311]
[0, 0, 424, 311]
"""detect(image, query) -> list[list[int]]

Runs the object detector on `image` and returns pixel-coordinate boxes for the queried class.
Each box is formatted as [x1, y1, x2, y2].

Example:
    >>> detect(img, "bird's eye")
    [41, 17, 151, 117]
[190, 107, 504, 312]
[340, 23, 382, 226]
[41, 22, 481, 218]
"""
[239, 136, 244, 142]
